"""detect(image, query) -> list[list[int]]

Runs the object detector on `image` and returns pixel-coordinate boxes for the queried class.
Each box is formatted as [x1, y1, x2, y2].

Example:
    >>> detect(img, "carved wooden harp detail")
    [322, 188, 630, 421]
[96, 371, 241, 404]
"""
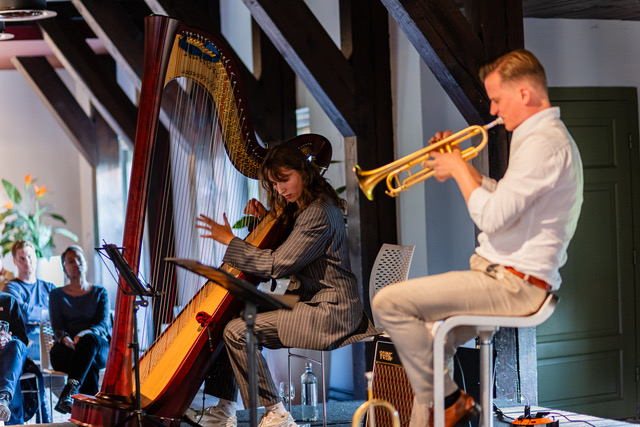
[70, 15, 271, 425]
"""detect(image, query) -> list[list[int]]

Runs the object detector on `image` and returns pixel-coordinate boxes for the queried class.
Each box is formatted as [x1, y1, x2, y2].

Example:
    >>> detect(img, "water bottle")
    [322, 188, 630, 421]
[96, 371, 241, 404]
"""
[300, 362, 318, 421]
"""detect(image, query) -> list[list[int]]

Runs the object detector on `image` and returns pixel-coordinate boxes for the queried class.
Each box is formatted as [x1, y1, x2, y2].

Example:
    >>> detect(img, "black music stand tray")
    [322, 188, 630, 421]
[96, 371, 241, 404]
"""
[166, 258, 298, 427]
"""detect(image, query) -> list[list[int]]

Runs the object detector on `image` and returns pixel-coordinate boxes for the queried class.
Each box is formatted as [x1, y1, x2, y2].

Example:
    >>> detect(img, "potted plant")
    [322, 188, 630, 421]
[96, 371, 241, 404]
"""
[0, 174, 78, 259]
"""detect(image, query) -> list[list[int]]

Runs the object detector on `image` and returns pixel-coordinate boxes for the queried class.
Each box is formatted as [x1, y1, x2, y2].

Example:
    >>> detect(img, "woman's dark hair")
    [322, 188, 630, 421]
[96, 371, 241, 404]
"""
[260, 142, 346, 216]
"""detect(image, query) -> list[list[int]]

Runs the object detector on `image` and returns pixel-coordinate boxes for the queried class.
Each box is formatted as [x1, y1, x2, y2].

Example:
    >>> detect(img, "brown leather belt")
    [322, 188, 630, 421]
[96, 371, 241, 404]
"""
[505, 267, 552, 292]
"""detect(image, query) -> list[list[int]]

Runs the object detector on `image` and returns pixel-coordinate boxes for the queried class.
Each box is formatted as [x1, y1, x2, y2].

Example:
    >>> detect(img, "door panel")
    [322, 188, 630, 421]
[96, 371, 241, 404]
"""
[537, 89, 638, 419]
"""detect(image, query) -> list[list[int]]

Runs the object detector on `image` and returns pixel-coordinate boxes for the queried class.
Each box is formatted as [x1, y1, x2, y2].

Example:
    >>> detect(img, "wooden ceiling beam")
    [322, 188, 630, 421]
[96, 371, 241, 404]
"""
[11, 56, 98, 167]
[144, 0, 221, 35]
[71, 0, 146, 90]
[38, 16, 139, 146]
[241, 0, 358, 136]
[381, 0, 489, 124]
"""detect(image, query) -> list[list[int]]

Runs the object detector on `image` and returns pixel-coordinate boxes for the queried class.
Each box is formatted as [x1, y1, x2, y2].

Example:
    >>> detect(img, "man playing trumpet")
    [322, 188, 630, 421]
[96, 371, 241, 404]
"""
[372, 49, 583, 427]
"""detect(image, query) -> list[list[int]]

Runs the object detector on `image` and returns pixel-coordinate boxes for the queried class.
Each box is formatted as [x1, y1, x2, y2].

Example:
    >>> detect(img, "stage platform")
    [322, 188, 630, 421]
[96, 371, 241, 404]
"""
[24, 398, 640, 427]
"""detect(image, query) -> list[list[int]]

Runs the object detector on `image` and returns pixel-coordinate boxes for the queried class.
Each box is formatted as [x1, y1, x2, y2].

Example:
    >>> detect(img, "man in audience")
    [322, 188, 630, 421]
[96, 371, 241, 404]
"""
[5, 240, 53, 422]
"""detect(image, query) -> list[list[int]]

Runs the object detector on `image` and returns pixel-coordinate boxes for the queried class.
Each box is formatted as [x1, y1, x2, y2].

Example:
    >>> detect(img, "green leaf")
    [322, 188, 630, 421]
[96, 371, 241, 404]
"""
[0, 210, 14, 221]
[54, 227, 79, 242]
[2, 179, 22, 204]
[50, 213, 68, 224]
[334, 185, 346, 195]
[232, 216, 260, 230]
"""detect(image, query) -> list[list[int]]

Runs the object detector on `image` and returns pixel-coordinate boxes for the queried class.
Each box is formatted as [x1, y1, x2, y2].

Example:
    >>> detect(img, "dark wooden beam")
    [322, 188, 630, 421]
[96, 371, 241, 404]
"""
[38, 16, 138, 146]
[380, 0, 489, 124]
[341, 0, 397, 399]
[465, 0, 523, 179]
[11, 56, 98, 167]
[71, 0, 147, 89]
[144, 0, 222, 35]
[249, 19, 297, 142]
[241, 0, 358, 136]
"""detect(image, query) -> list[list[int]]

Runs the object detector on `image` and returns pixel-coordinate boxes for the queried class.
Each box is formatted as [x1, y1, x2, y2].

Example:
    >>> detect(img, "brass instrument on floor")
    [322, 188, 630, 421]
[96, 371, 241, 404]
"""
[352, 371, 400, 427]
[354, 117, 504, 200]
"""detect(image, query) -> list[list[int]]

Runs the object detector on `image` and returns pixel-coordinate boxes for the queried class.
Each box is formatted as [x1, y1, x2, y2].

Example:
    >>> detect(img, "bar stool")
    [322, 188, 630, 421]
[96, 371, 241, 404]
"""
[432, 293, 559, 427]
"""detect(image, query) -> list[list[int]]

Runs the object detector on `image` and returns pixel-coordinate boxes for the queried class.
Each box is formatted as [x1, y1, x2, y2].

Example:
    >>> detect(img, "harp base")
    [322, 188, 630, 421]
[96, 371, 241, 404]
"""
[70, 394, 181, 427]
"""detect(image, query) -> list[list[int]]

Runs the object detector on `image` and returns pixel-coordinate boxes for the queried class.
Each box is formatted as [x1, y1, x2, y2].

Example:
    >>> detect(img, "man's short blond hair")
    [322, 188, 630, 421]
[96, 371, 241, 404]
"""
[479, 49, 547, 93]
[11, 240, 35, 258]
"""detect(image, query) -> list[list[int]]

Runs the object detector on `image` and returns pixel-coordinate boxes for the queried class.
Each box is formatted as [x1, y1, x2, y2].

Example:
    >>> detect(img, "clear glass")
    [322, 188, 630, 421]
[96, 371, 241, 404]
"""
[278, 381, 295, 404]
[300, 363, 318, 421]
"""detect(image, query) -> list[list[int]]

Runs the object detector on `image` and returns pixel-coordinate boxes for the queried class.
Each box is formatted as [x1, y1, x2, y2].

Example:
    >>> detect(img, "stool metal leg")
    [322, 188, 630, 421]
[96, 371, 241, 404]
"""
[477, 328, 498, 427]
[321, 351, 327, 427]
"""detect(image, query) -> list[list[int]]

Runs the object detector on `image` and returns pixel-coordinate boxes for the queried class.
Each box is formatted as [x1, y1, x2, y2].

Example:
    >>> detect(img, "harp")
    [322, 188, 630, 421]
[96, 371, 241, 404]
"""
[70, 15, 330, 426]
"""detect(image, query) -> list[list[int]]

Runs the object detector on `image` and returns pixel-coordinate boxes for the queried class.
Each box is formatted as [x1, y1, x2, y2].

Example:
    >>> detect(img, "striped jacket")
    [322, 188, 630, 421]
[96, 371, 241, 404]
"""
[223, 198, 376, 350]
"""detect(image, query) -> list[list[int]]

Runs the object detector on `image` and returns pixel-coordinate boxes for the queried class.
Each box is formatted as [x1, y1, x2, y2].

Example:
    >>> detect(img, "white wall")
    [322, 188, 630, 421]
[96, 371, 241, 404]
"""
[0, 70, 95, 284]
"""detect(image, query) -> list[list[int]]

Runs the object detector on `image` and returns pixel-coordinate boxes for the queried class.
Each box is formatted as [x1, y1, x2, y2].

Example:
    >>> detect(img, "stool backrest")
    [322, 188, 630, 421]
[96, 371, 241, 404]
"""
[369, 244, 415, 327]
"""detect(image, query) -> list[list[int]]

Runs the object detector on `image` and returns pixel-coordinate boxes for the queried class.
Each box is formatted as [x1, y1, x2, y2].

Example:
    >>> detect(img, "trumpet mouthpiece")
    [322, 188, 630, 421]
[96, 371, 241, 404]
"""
[487, 117, 504, 129]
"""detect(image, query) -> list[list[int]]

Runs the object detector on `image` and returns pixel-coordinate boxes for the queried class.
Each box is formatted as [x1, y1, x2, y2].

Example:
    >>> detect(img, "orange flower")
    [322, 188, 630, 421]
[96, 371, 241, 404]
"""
[34, 185, 47, 198]
[3, 201, 12, 210]
[24, 174, 32, 185]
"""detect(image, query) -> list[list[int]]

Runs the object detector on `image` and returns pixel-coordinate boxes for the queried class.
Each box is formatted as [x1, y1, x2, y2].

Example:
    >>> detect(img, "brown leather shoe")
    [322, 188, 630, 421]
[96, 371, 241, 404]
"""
[429, 390, 481, 427]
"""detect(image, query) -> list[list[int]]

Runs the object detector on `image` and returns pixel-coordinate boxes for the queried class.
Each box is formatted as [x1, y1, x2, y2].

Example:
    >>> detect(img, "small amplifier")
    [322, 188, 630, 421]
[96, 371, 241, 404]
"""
[370, 338, 414, 427]
[370, 337, 481, 427]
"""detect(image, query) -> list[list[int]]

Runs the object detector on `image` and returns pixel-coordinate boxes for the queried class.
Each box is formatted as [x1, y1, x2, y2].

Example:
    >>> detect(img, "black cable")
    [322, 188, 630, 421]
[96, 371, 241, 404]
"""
[544, 411, 597, 427]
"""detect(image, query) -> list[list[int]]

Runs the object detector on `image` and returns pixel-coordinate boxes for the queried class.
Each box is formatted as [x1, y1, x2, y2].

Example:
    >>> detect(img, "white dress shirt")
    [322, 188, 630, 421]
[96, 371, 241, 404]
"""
[467, 107, 584, 289]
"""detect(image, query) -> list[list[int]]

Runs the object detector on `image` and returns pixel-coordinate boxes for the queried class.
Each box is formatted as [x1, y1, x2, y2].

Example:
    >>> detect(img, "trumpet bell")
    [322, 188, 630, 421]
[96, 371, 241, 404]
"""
[354, 164, 385, 201]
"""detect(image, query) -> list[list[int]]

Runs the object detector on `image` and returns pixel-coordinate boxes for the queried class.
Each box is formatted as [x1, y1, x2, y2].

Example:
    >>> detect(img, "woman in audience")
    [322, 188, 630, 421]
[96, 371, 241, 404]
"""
[48, 245, 110, 414]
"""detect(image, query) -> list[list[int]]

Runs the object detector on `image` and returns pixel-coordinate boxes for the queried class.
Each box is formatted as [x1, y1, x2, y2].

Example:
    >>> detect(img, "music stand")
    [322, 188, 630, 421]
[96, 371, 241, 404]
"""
[101, 244, 165, 427]
[166, 258, 298, 427]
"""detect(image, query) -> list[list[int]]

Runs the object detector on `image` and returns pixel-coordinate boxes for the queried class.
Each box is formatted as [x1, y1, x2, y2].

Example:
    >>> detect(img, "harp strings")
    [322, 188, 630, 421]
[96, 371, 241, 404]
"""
[138, 31, 253, 378]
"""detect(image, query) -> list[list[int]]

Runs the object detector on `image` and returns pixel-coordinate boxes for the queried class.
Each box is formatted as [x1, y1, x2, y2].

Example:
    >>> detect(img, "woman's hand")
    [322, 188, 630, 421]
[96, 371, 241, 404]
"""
[196, 213, 235, 246]
[244, 198, 267, 219]
[62, 335, 75, 350]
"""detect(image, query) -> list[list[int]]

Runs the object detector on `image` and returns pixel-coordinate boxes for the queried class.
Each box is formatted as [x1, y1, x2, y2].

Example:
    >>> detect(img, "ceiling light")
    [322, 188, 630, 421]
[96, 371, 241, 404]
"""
[0, 0, 57, 22]
[0, 21, 14, 40]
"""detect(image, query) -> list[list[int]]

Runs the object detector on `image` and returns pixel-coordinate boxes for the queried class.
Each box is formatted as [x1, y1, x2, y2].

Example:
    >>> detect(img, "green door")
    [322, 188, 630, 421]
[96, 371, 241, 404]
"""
[537, 87, 640, 419]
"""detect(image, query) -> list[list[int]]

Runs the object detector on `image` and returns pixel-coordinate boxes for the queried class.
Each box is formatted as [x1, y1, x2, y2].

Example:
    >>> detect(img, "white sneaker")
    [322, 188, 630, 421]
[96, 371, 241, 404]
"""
[186, 406, 238, 427]
[258, 410, 297, 427]
[0, 395, 11, 422]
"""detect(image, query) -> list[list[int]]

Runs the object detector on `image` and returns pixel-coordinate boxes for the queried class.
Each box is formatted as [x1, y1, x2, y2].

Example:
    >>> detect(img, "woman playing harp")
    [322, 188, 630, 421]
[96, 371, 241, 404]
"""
[194, 141, 377, 427]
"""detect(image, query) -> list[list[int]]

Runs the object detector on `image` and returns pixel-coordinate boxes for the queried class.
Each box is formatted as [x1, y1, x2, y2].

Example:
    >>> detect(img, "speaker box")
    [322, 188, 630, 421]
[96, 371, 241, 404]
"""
[370, 336, 481, 427]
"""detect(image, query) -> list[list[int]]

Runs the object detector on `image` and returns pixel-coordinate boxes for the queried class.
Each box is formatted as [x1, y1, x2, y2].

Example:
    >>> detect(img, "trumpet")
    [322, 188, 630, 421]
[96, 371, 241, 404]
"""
[351, 371, 400, 427]
[354, 117, 503, 200]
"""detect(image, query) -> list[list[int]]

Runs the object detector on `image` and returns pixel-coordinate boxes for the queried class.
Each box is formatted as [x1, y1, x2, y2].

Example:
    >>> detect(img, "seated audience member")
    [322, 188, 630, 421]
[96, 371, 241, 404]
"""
[5, 240, 52, 422]
[0, 292, 28, 424]
[5, 240, 55, 359]
[49, 245, 110, 414]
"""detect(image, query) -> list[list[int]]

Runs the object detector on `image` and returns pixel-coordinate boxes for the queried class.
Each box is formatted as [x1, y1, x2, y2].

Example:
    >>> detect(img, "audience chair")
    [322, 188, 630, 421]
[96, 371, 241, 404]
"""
[431, 293, 559, 427]
[19, 372, 42, 424]
[286, 243, 415, 426]
[39, 310, 68, 410]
